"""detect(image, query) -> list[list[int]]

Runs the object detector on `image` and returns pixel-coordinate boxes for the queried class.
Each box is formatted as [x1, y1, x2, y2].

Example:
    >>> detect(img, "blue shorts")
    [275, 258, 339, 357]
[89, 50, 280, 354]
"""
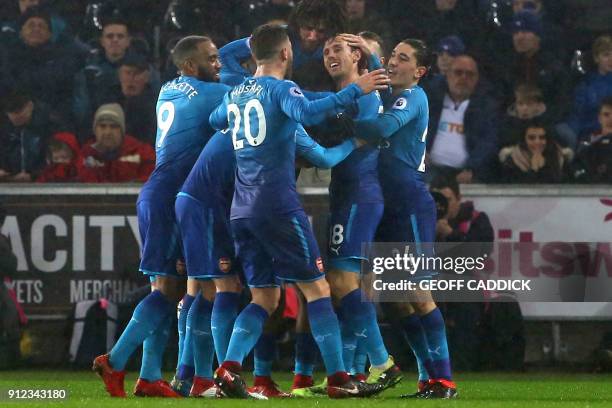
[175, 193, 236, 280]
[231, 210, 325, 288]
[137, 199, 182, 277]
[327, 202, 384, 273]
[376, 180, 437, 280]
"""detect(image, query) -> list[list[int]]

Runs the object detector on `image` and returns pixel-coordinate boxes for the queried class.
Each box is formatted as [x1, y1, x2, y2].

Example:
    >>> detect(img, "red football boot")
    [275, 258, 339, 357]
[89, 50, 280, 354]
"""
[291, 374, 314, 390]
[248, 376, 291, 398]
[190, 376, 219, 398]
[133, 378, 182, 397]
[92, 354, 126, 398]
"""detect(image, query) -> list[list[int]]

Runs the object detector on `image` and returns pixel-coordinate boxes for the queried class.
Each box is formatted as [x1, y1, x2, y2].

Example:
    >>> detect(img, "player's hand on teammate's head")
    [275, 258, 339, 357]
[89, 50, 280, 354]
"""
[339, 33, 372, 57]
[353, 138, 368, 148]
[355, 68, 390, 94]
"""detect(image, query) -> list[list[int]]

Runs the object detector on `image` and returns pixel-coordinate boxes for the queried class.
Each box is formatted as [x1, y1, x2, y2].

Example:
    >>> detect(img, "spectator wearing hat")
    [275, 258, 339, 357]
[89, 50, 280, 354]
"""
[509, 0, 566, 58]
[0, 88, 73, 182]
[427, 55, 499, 183]
[423, 35, 466, 91]
[490, 11, 570, 114]
[0, 0, 71, 45]
[2, 6, 81, 121]
[78, 103, 154, 183]
[565, 35, 612, 144]
[36, 132, 81, 182]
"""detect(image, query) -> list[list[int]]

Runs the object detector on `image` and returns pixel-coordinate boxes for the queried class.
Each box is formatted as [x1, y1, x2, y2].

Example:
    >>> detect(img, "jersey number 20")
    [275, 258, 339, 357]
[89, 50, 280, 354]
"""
[227, 99, 267, 150]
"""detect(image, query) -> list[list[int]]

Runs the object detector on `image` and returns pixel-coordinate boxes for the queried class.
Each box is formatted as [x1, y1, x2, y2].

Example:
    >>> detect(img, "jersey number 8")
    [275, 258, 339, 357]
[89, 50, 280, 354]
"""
[227, 99, 267, 150]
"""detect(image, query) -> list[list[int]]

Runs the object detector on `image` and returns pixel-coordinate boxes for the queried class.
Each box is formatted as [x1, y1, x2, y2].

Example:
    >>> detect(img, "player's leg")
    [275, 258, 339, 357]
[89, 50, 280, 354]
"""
[249, 291, 291, 398]
[134, 275, 184, 398]
[405, 193, 456, 399]
[326, 203, 400, 389]
[176, 273, 195, 380]
[186, 280, 217, 397]
[291, 288, 319, 395]
[214, 218, 278, 399]
[93, 199, 181, 397]
[172, 278, 199, 395]
[211, 276, 241, 363]
[265, 211, 383, 399]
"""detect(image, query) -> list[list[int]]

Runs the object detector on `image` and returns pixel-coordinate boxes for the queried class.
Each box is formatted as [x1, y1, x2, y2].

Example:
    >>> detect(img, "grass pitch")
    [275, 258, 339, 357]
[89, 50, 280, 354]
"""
[1, 370, 612, 407]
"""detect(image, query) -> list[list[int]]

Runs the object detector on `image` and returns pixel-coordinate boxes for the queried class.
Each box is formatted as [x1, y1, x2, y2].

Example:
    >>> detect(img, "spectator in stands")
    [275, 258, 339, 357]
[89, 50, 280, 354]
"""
[36, 132, 81, 182]
[0, 88, 72, 182]
[78, 103, 154, 183]
[572, 97, 612, 183]
[344, 0, 392, 49]
[423, 35, 466, 90]
[1, 0, 70, 44]
[498, 119, 572, 183]
[566, 35, 612, 144]
[109, 53, 158, 145]
[492, 11, 570, 113]
[499, 83, 554, 147]
[3, 6, 80, 120]
[427, 55, 499, 183]
[509, 0, 566, 58]
[72, 17, 132, 140]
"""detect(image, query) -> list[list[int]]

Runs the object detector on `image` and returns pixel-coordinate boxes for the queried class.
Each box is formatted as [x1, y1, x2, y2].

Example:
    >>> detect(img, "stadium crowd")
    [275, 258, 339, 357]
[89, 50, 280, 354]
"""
[0, 0, 611, 184]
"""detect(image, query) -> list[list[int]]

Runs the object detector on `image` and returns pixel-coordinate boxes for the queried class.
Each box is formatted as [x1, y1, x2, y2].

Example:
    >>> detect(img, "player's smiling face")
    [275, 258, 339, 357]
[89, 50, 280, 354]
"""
[192, 41, 222, 82]
[323, 37, 360, 80]
[386, 43, 421, 88]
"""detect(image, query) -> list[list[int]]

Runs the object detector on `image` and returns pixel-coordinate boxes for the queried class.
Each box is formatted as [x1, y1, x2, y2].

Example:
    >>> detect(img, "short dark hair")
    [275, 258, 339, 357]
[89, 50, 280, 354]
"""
[250, 24, 289, 61]
[600, 96, 612, 111]
[401, 38, 433, 73]
[100, 16, 130, 33]
[2, 88, 32, 113]
[290, 0, 346, 37]
[514, 83, 544, 103]
[430, 174, 460, 198]
[171, 35, 212, 69]
[359, 31, 385, 54]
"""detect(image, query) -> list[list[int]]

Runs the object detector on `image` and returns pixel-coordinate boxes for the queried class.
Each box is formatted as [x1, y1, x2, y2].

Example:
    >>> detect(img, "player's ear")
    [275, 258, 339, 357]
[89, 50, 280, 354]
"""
[415, 66, 427, 80]
[280, 47, 289, 62]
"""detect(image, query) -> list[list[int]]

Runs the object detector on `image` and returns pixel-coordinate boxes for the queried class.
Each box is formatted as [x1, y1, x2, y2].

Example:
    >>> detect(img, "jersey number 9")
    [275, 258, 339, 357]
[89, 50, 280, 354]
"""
[156, 101, 175, 148]
[227, 99, 267, 150]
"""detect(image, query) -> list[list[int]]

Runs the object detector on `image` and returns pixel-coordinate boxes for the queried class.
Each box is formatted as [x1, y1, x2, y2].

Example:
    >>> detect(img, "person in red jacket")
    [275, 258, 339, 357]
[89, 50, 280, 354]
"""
[78, 103, 154, 182]
[36, 132, 81, 182]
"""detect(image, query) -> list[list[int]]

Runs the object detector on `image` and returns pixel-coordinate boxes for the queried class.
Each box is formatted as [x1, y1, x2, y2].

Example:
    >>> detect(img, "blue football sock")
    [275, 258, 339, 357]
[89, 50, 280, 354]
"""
[224, 303, 269, 365]
[353, 337, 368, 375]
[139, 312, 172, 381]
[190, 295, 215, 379]
[339, 315, 357, 373]
[109, 290, 172, 371]
[211, 292, 240, 363]
[340, 289, 389, 367]
[254, 333, 276, 377]
[401, 313, 434, 381]
[177, 294, 195, 368]
[294, 332, 317, 376]
[421, 308, 452, 380]
[307, 297, 345, 375]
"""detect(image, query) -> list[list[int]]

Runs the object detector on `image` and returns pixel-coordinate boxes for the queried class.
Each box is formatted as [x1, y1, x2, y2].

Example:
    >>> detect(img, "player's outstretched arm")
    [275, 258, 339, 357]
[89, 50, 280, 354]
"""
[352, 93, 422, 142]
[295, 124, 359, 169]
[277, 70, 388, 126]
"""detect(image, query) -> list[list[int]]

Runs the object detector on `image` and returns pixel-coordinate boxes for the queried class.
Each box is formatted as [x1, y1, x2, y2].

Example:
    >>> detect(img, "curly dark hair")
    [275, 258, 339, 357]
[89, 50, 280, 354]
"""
[289, 0, 347, 37]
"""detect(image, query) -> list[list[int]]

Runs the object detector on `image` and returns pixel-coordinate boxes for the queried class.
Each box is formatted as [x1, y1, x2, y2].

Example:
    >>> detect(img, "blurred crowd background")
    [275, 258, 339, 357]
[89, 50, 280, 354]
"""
[0, 0, 611, 185]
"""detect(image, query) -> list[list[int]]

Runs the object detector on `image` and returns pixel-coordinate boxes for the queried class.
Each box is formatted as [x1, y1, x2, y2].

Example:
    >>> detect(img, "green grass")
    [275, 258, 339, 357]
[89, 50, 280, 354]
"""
[1, 371, 612, 407]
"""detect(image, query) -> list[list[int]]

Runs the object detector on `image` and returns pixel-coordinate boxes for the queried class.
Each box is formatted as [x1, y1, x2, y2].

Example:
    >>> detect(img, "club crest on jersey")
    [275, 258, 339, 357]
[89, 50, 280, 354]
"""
[290, 87, 304, 97]
[316, 257, 324, 273]
[392, 97, 408, 110]
[219, 257, 232, 273]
